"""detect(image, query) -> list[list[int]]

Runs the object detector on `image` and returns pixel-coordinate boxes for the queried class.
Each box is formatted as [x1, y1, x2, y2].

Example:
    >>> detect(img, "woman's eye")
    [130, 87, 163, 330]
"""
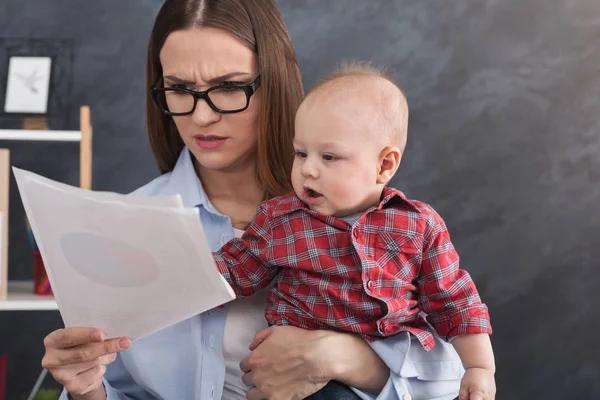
[322, 154, 336, 161]
[295, 151, 307, 158]
[166, 87, 188, 97]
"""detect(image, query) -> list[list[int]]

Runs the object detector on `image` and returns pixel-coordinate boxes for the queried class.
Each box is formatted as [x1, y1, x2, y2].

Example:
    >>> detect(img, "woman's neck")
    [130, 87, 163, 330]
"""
[194, 159, 264, 208]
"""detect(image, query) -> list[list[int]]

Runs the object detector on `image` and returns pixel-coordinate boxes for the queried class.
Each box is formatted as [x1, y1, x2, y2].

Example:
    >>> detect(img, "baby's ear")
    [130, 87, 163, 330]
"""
[377, 146, 402, 185]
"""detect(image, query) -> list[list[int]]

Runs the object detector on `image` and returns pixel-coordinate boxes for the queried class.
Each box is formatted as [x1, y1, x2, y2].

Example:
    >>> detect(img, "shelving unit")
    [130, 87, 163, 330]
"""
[0, 106, 92, 306]
[0, 130, 82, 142]
[0, 281, 58, 311]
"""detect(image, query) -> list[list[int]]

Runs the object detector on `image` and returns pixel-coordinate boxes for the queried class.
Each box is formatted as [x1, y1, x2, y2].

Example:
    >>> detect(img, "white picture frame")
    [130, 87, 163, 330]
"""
[4, 56, 52, 114]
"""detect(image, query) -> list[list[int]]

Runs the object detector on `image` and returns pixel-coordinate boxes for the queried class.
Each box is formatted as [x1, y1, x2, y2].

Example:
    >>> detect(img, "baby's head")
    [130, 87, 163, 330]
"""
[291, 61, 409, 217]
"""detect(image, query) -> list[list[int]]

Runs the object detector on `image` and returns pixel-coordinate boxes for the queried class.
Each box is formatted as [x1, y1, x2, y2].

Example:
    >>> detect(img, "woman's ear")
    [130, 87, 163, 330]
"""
[377, 146, 402, 185]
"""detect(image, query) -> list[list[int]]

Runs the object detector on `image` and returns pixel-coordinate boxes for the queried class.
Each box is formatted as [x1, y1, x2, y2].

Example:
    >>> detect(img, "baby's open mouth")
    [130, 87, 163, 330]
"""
[305, 188, 323, 198]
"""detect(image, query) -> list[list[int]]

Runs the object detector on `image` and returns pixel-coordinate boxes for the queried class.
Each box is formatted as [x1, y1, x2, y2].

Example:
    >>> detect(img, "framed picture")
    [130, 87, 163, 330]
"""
[4, 56, 52, 114]
[0, 38, 73, 126]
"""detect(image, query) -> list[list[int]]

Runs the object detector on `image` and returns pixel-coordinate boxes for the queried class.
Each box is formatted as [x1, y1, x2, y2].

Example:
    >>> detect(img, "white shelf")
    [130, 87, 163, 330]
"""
[0, 129, 82, 142]
[0, 281, 58, 311]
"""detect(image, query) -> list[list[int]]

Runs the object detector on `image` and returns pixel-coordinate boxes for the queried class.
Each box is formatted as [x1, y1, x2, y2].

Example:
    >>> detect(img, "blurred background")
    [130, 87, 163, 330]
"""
[1, 0, 599, 398]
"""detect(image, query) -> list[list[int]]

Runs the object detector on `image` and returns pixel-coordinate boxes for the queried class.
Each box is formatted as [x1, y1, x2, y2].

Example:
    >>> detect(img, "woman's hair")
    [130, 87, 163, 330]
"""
[146, 0, 303, 198]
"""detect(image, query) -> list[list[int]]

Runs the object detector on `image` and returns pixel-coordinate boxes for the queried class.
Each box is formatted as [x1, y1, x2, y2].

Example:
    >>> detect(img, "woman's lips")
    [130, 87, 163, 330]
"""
[194, 135, 228, 150]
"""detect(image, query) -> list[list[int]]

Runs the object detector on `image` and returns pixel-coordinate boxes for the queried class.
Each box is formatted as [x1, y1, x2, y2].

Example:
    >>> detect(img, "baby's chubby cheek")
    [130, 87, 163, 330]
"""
[327, 180, 356, 205]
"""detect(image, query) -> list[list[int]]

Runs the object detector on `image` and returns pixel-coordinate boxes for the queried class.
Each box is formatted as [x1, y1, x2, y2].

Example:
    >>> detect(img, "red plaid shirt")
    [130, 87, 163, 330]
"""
[214, 187, 492, 350]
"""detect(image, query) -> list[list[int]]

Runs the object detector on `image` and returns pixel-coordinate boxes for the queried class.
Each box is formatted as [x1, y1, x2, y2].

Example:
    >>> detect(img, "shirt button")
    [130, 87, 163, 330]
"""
[353, 230, 359, 238]
[376, 319, 388, 335]
[210, 335, 215, 347]
[220, 234, 227, 245]
[403, 394, 412, 400]
[367, 280, 375, 290]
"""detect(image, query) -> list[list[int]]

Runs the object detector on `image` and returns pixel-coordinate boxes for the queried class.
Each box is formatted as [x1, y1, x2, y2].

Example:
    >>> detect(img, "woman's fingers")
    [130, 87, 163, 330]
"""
[242, 326, 330, 399]
[240, 354, 251, 373]
[248, 326, 274, 351]
[42, 327, 130, 397]
[50, 353, 116, 383]
[245, 386, 267, 400]
[49, 349, 120, 396]
[42, 336, 129, 369]
[44, 327, 104, 349]
[241, 369, 254, 386]
[61, 364, 107, 396]
[44, 327, 105, 350]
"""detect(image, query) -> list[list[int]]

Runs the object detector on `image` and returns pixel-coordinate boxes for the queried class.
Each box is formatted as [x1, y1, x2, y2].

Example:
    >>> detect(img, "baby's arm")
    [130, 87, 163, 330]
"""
[417, 206, 495, 398]
[417, 208, 492, 339]
[452, 334, 496, 399]
[213, 203, 278, 297]
[452, 334, 495, 371]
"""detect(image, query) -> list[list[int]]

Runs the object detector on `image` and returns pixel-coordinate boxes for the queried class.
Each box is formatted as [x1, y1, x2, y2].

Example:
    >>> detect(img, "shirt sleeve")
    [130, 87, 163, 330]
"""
[213, 203, 278, 297]
[60, 353, 154, 400]
[417, 209, 492, 340]
[349, 333, 463, 400]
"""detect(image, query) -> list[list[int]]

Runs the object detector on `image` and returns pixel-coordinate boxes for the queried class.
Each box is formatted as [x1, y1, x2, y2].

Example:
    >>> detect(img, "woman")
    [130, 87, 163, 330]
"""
[42, 1, 464, 399]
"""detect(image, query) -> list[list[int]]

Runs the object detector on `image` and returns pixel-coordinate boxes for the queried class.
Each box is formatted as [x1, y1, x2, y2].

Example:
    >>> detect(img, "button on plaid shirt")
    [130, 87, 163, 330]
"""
[213, 187, 492, 350]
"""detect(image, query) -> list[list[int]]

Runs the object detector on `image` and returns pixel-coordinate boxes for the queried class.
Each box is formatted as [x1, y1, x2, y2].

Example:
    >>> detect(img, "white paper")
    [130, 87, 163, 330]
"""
[12, 167, 235, 340]
[16, 169, 184, 208]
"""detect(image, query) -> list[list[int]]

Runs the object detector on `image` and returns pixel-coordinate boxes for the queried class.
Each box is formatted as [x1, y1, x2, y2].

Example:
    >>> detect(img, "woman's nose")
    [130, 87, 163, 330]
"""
[190, 98, 221, 126]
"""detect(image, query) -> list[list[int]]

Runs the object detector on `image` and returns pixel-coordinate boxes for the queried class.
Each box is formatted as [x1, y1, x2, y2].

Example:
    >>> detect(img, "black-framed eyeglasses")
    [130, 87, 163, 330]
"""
[150, 75, 261, 116]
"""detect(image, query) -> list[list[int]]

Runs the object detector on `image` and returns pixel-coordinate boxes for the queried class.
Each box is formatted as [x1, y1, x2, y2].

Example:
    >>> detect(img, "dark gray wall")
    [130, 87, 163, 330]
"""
[1, 0, 599, 398]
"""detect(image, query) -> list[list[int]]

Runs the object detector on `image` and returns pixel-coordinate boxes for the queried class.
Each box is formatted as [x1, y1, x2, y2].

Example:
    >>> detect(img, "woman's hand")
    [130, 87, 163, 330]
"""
[240, 326, 389, 400]
[240, 326, 329, 400]
[42, 327, 130, 400]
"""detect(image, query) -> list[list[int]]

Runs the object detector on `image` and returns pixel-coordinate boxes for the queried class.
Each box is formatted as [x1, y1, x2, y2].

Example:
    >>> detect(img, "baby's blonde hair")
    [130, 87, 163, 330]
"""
[305, 61, 409, 153]
[311, 60, 401, 94]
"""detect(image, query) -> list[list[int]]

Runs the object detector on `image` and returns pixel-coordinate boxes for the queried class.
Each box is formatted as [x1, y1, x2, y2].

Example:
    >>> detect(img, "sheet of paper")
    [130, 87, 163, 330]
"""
[15, 168, 184, 208]
[12, 167, 235, 340]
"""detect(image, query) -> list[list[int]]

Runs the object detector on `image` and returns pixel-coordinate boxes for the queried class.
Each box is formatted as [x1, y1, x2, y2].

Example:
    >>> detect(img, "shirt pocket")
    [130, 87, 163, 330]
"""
[373, 231, 423, 281]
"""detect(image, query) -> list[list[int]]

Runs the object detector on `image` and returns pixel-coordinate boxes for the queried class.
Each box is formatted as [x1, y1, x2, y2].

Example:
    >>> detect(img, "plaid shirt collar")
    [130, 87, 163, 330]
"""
[271, 186, 422, 221]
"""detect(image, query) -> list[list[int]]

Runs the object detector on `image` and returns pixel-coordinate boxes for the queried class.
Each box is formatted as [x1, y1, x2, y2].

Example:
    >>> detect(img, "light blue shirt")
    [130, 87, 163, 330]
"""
[61, 149, 463, 400]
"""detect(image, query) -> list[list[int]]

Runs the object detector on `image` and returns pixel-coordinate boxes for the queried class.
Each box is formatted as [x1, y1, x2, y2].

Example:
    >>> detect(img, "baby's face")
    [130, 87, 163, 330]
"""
[291, 96, 385, 217]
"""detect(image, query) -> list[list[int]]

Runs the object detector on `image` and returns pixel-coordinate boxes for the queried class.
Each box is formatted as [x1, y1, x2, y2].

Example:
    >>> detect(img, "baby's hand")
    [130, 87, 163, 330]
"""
[459, 367, 496, 400]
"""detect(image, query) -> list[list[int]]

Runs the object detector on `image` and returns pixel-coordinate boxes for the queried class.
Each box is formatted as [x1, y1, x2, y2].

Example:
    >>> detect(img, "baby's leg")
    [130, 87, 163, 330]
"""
[304, 381, 361, 400]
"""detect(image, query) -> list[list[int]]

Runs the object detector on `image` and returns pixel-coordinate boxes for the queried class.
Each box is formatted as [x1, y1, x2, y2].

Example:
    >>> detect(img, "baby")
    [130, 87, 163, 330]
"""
[212, 62, 495, 399]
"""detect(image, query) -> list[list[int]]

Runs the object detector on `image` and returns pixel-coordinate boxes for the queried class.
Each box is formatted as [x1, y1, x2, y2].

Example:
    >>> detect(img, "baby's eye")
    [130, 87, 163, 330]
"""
[322, 154, 337, 161]
[295, 150, 307, 158]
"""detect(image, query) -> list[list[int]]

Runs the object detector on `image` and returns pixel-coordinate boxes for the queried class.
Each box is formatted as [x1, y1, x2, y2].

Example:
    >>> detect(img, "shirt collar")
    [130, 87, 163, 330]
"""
[378, 186, 422, 213]
[271, 186, 421, 218]
[163, 149, 223, 216]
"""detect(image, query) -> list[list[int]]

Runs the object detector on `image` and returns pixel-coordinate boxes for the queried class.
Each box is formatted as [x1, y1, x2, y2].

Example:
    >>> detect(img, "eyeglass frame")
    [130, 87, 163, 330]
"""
[150, 75, 261, 116]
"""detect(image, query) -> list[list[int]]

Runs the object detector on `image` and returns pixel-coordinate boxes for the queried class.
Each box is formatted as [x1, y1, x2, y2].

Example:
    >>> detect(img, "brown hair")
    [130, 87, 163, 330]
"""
[146, 0, 303, 198]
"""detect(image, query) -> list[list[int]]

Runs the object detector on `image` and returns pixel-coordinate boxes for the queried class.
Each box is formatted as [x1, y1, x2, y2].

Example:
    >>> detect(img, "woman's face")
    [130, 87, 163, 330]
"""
[159, 27, 261, 173]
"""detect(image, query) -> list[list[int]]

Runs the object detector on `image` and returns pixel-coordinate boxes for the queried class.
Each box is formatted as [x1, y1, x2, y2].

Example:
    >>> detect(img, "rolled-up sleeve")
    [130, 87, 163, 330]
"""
[418, 210, 492, 340]
[213, 203, 277, 297]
